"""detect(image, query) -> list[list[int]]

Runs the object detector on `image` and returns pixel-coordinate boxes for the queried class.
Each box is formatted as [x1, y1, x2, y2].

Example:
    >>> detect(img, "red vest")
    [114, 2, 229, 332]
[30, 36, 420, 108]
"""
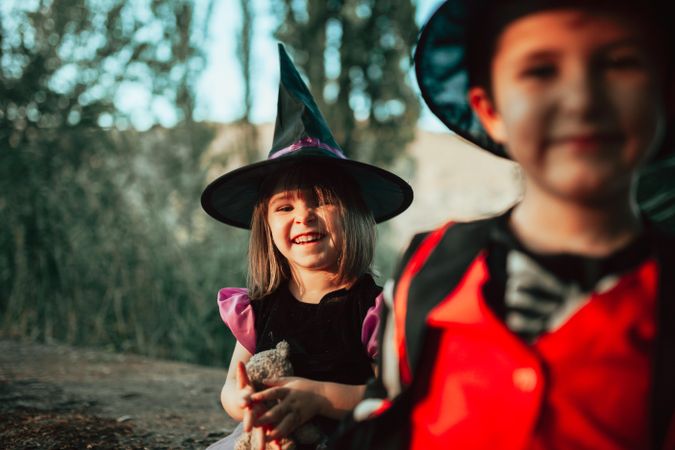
[328, 218, 675, 450]
[407, 253, 658, 450]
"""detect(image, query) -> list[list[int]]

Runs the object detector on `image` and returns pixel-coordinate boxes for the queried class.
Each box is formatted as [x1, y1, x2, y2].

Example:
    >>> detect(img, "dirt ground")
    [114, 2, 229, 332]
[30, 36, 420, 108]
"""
[0, 339, 237, 449]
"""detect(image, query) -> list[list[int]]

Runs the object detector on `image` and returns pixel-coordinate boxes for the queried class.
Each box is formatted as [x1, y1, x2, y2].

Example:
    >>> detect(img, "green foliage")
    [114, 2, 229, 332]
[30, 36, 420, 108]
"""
[274, 0, 420, 167]
[0, 0, 241, 366]
[638, 157, 675, 232]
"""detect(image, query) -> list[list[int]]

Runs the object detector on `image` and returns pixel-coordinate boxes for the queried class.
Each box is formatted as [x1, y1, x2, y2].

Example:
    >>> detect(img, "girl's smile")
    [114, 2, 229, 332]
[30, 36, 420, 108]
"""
[291, 232, 326, 245]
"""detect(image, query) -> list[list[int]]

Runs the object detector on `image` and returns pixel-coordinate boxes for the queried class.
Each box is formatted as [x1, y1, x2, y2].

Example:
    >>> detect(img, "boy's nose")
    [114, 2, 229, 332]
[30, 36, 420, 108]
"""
[560, 67, 605, 119]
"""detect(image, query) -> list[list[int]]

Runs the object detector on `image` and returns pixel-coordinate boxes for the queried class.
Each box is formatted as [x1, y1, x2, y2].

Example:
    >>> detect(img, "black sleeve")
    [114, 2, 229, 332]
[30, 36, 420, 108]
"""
[249, 296, 274, 351]
[362, 296, 389, 400]
[393, 232, 431, 281]
[363, 232, 431, 401]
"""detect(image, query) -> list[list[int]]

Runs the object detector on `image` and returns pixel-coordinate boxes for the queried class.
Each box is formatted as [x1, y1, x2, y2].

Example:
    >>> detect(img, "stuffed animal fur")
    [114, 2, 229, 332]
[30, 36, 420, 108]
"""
[235, 341, 324, 450]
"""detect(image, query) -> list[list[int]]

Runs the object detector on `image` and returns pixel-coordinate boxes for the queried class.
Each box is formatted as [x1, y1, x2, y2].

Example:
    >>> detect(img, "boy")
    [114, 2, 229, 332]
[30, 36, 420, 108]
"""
[331, 1, 675, 449]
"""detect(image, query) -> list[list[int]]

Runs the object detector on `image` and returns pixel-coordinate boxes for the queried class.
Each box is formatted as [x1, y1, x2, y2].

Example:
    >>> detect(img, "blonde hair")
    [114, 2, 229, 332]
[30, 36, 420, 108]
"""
[247, 161, 376, 299]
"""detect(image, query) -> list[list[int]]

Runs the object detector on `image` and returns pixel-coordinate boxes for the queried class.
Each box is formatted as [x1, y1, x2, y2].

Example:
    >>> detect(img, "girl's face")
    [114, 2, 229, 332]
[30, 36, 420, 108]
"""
[266, 188, 343, 274]
[470, 9, 667, 203]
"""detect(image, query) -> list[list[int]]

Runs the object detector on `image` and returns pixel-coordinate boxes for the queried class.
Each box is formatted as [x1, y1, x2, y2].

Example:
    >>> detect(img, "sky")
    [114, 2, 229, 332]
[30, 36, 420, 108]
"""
[1, 0, 449, 131]
[191, 0, 448, 132]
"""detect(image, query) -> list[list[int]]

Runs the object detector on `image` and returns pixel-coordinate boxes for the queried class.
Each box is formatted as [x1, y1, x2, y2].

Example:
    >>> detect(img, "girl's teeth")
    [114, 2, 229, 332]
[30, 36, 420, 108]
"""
[294, 234, 321, 244]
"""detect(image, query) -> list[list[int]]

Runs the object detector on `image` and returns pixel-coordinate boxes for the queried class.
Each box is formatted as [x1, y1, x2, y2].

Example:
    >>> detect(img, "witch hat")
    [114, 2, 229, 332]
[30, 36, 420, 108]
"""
[201, 44, 413, 228]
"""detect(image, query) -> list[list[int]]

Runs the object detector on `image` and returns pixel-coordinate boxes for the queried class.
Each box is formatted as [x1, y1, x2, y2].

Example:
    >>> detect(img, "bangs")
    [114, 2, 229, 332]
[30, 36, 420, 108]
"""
[259, 160, 360, 211]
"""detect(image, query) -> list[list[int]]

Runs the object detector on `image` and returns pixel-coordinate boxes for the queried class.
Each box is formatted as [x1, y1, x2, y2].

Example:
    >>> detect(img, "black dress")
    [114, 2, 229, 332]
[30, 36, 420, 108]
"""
[251, 274, 380, 385]
[208, 275, 381, 450]
[251, 274, 381, 442]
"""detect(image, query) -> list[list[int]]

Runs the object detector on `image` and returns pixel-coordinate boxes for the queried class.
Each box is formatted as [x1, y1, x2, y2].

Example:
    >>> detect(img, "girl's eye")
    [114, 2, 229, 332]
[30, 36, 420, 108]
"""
[521, 64, 557, 80]
[275, 205, 293, 212]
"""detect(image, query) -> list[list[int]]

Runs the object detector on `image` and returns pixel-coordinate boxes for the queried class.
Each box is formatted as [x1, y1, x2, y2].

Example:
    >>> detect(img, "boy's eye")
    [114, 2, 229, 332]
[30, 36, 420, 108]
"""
[602, 54, 643, 70]
[521, 64, 557, 79]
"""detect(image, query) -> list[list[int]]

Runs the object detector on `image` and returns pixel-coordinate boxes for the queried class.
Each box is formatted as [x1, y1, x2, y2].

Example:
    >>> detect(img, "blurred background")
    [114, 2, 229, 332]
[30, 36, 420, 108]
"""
[1, 0, 674, 368]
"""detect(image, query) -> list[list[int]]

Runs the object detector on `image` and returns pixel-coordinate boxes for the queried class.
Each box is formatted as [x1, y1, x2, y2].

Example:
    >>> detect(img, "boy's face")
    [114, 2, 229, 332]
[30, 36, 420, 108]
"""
[469, 9, 667, 203]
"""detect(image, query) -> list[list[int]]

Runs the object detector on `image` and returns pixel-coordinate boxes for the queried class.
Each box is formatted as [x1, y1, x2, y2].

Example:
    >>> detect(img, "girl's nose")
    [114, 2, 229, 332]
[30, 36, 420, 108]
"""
[294, 205, 317, 224]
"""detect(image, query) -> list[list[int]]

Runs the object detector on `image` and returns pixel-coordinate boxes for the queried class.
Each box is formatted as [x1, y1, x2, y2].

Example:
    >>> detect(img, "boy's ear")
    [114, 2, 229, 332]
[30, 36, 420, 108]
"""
[468, 87, 507, 143]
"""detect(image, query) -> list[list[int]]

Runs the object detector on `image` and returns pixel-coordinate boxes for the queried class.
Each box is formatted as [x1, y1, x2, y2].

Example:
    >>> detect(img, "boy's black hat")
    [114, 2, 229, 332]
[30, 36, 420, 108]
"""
[415, 0, 673, 159]
[201, 44, 413, 229]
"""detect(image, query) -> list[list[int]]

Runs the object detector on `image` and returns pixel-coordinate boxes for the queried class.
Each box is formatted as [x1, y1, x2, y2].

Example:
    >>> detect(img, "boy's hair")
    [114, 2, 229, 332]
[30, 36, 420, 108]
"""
[247, 160, 376, 300]
[466, 0, 672, 92]
[465, 0, 674, 159]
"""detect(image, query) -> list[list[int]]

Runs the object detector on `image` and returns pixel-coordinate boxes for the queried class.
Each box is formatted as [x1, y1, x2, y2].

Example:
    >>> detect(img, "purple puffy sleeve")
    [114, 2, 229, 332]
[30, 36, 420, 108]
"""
[361, 292, 384, 359]
[217, 287, 256, 354]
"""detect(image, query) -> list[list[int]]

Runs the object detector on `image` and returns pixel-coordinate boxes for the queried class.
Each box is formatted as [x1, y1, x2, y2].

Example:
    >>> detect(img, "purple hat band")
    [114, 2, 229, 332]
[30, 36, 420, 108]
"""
[271, 136, 346, 160]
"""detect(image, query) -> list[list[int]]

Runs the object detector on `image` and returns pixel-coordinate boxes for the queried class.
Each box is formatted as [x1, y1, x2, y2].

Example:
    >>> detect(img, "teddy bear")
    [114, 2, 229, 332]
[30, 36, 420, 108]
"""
[235, 341, 325, 450]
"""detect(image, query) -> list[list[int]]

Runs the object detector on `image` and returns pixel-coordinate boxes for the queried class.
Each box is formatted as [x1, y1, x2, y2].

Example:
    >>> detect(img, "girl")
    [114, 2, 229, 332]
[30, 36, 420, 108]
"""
[335, 1, 675, 449]
[201, 44, 413, 449]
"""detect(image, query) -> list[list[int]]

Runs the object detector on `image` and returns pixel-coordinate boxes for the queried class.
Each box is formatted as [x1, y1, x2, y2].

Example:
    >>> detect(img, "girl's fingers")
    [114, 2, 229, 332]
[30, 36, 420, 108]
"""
[244, 402, 265, 432]
[267, 435, 283, 450]
[237, 362, 254, 409]
[243, 405, 253, 432]
[248, 402, 269, 428]
[267, 411, 299, 441]
[251, 386, 288, 403]
[254, 406, 278, 426]
[239, 385, 255, 409]
[236, 361, 251, 389]
[255, 400, 290, 425]
[253, 426, 266, 450]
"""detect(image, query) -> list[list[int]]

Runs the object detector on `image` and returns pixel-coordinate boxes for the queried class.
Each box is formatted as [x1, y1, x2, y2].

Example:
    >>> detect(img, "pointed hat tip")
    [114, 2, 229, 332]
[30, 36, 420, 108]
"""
[271, 41, 341, 153]
[277, 42, 293, 71]
[277, 42, 304, 89]
[275, 42, 313, 108]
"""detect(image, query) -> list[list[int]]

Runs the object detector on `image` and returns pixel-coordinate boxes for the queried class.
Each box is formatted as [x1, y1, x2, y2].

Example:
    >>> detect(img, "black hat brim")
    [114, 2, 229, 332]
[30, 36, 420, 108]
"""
[201, 149, 413, 229]
[415, 0, 508, 157]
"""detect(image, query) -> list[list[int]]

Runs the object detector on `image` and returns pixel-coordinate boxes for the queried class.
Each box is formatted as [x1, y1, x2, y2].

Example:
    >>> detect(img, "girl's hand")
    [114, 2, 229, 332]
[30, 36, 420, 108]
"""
[236, 361, 263, 432]
[237, 362, 275, 450]
[250, 376, 325, 441]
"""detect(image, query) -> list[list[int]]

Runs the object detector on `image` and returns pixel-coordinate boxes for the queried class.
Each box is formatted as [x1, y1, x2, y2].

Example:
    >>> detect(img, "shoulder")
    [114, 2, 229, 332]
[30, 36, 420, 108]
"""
[645, 220, 675, 270]
[394, 214, 503, 280]
[217, 287, 280, 320]
[392, 214, 504, 325]
[216, 287, 257, 354]
[217, 287, 251, 316]
[350, 274, 383, 308]
[327, 274, 382, 320]
[648, 221, 675, 246]
[352, 275, 384, 359]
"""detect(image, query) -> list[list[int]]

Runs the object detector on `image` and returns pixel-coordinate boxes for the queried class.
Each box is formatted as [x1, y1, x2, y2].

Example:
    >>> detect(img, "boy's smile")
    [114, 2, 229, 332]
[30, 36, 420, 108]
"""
[470, 9, 667, 203]
[267, 189, 342, 274]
